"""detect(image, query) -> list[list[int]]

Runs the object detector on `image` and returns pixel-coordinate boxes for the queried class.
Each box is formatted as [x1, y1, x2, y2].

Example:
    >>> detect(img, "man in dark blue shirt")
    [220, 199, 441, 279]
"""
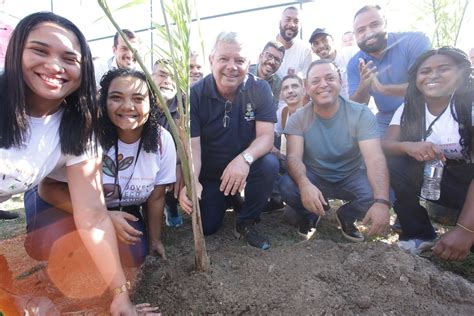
[179, 31, 278, 250]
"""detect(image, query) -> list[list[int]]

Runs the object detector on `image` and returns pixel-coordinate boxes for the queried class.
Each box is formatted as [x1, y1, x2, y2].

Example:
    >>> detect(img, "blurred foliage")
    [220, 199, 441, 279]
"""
[412, 0, 470, 47]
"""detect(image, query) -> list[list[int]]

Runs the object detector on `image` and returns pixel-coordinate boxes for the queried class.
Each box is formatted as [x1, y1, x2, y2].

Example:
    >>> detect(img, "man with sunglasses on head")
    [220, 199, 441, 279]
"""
[179, 31, 279, 250]
[249, 40, 285, 105]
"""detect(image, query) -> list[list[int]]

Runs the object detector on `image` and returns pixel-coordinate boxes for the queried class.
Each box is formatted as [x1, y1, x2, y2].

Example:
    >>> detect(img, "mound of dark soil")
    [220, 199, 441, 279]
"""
[133, 210, 474, 315]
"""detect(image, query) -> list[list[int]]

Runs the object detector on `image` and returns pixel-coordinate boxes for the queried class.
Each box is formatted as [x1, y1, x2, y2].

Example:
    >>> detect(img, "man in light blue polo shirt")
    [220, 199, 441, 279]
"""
[347, 5, 430, 136]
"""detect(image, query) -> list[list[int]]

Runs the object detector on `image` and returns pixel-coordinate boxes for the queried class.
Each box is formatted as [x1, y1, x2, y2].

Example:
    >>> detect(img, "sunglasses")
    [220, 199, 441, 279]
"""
[263, 51, 283, 65]
[223, 100, 232, 128]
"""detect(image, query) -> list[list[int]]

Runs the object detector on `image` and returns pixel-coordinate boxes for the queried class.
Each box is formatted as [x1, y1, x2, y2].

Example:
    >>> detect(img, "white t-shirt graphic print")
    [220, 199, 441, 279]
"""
[0, 109, 92, 202]
[102, 127, 176, 208]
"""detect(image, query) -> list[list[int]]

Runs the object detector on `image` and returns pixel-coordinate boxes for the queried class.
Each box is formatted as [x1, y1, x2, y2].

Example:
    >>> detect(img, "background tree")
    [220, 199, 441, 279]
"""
[412, 0, 470, 47]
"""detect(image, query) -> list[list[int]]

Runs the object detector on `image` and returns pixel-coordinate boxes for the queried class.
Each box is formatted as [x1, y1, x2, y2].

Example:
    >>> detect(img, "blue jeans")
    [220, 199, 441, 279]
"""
[388, 156, 473, 241]
[165, 191, 179, 216]
[279, 168, 374, 224]
[199, 153, 279, 235]
[24, 187, 148, 267]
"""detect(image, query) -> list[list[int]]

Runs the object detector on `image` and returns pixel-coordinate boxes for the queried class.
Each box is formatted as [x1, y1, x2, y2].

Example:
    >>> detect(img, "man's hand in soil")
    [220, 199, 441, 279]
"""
[109, 211, 143, 244]
[178, 181, 202, 215]
[432, 227, 474, 261]
[298, 182, 327, 217]
[220, 155, 249, 196]
[362, 203, 390, 237]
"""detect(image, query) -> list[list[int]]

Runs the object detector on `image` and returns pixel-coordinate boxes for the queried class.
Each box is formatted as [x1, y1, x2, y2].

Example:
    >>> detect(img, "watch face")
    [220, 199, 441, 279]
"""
[244, 153, 253, 164]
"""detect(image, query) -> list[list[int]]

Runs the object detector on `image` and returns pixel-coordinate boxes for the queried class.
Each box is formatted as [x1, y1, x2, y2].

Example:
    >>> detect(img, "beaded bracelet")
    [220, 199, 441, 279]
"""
[456, 222, 474, 234]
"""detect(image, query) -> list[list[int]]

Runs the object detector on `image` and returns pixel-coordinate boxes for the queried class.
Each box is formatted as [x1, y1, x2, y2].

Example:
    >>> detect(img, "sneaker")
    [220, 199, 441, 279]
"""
[263, 198, 285, 212]
[234, 220, 270, 250]
[398, 239, 435, 255]
[297, 216, 321, 240]
[335, 210, 364, 242]
[165, 208, 183, 227]
[0, 210, 19, 220]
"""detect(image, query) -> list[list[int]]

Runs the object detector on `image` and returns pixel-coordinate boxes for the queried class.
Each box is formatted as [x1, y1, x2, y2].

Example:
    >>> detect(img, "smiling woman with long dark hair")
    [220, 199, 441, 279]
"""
[382, 46, 474, 259]
[0, 12, 158, 314]
[34, 68, 176, 265]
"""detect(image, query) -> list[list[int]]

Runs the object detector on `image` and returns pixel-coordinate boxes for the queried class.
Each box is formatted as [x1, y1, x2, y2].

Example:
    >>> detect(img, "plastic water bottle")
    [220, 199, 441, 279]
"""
[420, 159, 444, 200]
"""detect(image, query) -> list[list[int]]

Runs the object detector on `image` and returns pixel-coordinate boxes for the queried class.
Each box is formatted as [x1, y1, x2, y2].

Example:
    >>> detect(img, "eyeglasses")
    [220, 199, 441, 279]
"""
[263, 51, 283, 65]
[223, 100, 232, 128]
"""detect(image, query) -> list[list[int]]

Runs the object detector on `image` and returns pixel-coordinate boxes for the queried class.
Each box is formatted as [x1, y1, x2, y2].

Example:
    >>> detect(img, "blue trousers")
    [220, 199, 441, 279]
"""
[388, 156, 473, 241]
[199, 153, 279, 235]
[165, 190, 179, 216]
[279, 168, 374, 224]
[24, 187, 148, 267]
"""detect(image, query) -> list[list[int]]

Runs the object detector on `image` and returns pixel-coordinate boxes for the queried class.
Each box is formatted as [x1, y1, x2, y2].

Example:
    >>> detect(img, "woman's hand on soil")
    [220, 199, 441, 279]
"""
[110, 293, 160, 315]
[150, 239, 167, 260]
[109, 211, 143, 245]
[135, 303, 160, 315]
[432, 226, 474, 261]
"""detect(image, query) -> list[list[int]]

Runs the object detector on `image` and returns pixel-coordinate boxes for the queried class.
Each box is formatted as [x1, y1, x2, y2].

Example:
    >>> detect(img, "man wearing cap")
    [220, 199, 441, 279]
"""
[309, 28, 358, 98]
[249, 40, 285, 105]
[347, 5, 430, 136]
[276, 6, 312, 79]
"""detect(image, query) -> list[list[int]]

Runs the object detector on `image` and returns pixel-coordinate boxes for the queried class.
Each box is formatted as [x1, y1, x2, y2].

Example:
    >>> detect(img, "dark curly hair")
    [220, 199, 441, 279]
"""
[98, 68, 161, 153]
[401, 46, 473, 161]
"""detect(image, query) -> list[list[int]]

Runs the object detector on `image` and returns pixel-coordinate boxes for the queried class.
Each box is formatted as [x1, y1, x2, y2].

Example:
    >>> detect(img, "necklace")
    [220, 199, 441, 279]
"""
[114, 137, 143, 209]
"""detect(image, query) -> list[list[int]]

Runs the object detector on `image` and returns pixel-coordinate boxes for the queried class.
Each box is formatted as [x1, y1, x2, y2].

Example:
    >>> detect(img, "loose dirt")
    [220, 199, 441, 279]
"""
[1, 204, 474, 315]
[133, 209, 474, 315]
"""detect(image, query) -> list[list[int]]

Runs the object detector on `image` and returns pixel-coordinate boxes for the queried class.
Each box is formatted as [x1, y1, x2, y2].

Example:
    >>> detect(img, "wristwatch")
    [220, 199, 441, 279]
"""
[373, 198, 392, 208]
[242, 152, 254, 166]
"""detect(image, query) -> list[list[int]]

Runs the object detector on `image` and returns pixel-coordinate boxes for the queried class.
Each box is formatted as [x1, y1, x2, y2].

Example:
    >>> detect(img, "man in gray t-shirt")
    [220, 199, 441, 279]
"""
[279, 59, 391, 242]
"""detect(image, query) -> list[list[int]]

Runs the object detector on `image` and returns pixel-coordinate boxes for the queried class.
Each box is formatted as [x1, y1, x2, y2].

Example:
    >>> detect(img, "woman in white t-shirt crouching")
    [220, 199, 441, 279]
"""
[28, 68, 177, 266]
[382, 47, 474, 259]
[0, 12, 157, 314]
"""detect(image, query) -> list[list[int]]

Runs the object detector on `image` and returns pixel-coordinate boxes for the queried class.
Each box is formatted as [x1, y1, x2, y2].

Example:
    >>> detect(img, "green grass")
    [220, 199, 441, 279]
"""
[0, 194, 25, 240]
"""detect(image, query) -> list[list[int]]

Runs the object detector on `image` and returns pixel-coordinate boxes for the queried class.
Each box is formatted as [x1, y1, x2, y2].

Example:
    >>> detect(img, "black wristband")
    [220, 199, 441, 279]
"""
[373, 198, 392, 208]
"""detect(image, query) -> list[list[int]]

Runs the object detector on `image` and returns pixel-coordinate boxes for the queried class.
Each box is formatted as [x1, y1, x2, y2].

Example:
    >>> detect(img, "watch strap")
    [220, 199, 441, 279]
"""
[373, 198, 392, 208]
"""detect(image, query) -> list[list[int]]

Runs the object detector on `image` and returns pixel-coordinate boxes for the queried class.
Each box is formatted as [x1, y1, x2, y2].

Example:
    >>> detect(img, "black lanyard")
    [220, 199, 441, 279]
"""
[423, 99, 453, 141]
[114, 138, 143, 208]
